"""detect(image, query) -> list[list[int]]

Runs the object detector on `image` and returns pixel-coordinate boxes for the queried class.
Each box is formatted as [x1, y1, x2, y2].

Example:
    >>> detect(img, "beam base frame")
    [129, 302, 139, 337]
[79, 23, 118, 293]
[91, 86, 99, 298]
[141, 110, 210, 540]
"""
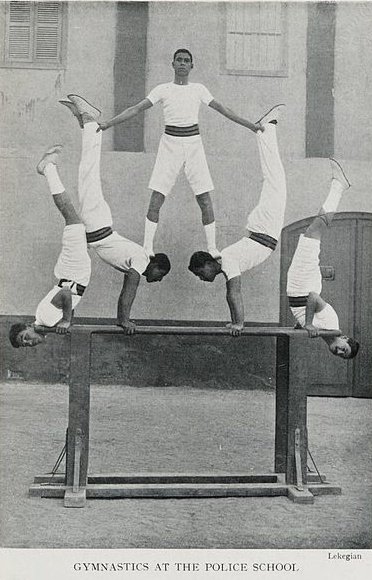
[29, 472, 341, 506]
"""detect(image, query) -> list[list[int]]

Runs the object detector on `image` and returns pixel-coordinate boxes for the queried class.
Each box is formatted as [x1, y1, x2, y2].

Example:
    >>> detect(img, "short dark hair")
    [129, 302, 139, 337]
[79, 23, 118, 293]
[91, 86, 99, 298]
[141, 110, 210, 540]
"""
[152, 253, 171, 274]
[345, 337, 360, 359]
[188, 251, 215, 273]
[173, 48, 193, 62]
[9, 323, 27, 348]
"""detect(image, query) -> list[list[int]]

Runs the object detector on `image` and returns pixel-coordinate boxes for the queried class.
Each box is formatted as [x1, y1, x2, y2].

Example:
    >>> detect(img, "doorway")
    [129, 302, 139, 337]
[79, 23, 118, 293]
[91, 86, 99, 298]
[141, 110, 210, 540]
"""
[280, 212, 372, 397]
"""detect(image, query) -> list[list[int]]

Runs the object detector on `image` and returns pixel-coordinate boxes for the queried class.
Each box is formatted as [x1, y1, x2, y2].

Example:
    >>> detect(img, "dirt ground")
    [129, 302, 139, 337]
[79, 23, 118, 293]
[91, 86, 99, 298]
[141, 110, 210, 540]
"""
[0, 381, 371, 549]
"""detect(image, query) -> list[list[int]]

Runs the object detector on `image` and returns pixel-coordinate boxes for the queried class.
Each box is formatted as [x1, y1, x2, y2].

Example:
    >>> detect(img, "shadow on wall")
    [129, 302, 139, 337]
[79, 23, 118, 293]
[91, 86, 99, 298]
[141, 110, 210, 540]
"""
[2, 317, 276, 390]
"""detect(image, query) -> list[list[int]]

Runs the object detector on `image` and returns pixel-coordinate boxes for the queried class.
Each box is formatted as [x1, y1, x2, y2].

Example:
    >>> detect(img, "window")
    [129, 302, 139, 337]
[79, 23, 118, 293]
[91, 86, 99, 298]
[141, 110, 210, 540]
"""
[221, 2, 287, 77]
[2, 1, 67, 68]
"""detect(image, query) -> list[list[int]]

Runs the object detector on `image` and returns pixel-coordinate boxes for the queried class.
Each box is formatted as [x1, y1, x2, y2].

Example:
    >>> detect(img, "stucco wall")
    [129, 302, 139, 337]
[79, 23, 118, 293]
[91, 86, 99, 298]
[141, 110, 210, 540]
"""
[334, 2, 372, 160]
[1, 1, 372, 323]
[0, 1, 116, 153]
[145, 1, 307, 161]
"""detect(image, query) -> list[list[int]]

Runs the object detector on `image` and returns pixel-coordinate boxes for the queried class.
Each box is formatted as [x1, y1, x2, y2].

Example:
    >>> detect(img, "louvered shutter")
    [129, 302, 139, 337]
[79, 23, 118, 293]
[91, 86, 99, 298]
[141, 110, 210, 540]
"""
[35, 2, 62, 62]
[225, 2, 286, 76]
[5, 1, 65, 66]
[6, 1, 33, 62]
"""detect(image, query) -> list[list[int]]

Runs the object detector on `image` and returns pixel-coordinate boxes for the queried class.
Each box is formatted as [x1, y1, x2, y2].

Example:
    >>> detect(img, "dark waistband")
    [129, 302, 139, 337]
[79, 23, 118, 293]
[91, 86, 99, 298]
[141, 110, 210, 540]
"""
[165, 124, 200, 137]
[86, 226, 113, 243]
[248, 232, 278, 251]
[288, 295, 309, 307]
[58, 279, 86, 297]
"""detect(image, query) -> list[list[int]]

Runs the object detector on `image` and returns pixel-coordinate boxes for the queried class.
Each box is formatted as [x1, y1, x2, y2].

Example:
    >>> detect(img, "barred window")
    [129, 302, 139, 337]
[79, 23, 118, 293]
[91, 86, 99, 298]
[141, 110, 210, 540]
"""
[2, 1, 67, 68]
[222, 2, 288, 77]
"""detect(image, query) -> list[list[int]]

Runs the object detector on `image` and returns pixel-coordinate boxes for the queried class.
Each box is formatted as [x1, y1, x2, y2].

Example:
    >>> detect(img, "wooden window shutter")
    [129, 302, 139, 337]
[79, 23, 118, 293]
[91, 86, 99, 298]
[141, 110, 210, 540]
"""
[224, 2, 287, 76]
[6, 1, 33, 62]
[35, 2, 62, 62]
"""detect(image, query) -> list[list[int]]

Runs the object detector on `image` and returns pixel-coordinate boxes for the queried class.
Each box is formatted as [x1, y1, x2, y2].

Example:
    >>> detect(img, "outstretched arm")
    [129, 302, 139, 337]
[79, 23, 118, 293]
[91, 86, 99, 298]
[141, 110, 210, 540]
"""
[117, 269, 141, 334]
[209, 100, 261, 133]
[226, 276, 244, 336]
[304, 291, 328, 337]
[97, 98, 153, 131]
[51, 287, 73, 333]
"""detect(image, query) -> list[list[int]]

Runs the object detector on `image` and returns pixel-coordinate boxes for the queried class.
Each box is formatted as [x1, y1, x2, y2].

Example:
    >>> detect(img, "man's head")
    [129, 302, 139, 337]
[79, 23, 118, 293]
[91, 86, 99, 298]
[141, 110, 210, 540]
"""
[9, 323, 45, 348]
[144, 253, 171, 283]
[172, 48, 193, 77]
[188, 251, 221, 282]
[328, 335, 360, 359]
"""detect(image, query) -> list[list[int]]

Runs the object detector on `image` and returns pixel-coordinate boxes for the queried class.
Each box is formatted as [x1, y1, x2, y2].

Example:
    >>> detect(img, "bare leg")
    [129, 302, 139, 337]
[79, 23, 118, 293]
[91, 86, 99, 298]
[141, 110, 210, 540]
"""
[37, 146, 81, 226]
[146, 190, 165, 222]
[196, 191, 215, 225]
[52, 192, 80, 225]
[143, 190, 166, 255]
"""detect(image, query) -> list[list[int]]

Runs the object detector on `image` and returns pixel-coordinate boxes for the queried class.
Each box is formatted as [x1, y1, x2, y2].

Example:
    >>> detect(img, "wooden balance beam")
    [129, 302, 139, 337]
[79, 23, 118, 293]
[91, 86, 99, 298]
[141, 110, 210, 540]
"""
[29, 324, 342, 507]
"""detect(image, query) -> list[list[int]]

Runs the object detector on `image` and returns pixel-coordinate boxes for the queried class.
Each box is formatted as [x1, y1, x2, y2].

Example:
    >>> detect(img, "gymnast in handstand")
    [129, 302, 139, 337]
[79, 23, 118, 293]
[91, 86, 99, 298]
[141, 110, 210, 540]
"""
[286, 158, 359, 358]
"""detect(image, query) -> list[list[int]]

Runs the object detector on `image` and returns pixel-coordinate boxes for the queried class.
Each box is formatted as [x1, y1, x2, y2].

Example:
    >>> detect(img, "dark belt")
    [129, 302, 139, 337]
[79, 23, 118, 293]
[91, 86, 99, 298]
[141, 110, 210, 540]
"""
[86, 226, 113, 243]
[248, 232, 278, 251]
[288, 295, 309, 307]
[58, 279, 86, 297]
[165, 124, 200, 137]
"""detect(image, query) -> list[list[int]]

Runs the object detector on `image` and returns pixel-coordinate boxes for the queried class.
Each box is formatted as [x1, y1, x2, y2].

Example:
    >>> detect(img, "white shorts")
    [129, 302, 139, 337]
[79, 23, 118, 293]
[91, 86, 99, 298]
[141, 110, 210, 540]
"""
[290, 303, 340, 330]
[286, 235, 322, 297]
[35, 286, 83, 328]
[54, 224, 91, 287]
[148, 133, 214, 196]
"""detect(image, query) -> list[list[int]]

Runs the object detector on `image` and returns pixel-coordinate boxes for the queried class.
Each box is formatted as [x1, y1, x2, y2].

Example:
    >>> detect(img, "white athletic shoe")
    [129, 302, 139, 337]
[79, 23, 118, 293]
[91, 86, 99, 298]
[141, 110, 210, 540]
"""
[256, 104, 286, 125]
[329, 158, 351, 190]
[67, 94, 101, 122]
[59, 99, 84, 129]
[36, 144, 63, 175]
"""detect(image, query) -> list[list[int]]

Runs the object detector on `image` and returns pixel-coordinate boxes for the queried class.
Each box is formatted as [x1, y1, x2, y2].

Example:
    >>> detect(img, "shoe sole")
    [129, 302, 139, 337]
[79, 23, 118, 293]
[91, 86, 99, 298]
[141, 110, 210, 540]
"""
[329, 157, 351, 188]
[256, 103, 286, 125]
[37, 145, 63, 174]
[59, 100, 84, 128]
[67, 94, 101, 118]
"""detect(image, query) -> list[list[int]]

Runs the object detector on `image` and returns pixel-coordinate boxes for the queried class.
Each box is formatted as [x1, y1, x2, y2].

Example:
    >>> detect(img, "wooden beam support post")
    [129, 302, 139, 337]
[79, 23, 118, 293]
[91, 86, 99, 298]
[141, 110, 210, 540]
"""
[275, 335, 290, 475]
[64, 327, 92, 507]
[275, 335, 308, 486]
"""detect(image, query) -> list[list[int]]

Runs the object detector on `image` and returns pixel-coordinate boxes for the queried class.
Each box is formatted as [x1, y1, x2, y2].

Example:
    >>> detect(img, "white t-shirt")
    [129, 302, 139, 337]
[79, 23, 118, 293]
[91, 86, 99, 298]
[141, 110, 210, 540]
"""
[146, 82, 213, 126]
[90, 232, 149, 275]
[220, 237, 273, 281]
[34, 286, 82, 327]
[290, 303, 340, 330]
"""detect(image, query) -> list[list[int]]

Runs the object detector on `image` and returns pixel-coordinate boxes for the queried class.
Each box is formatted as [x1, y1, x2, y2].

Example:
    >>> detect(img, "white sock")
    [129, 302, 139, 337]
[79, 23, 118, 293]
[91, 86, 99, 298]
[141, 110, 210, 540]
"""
[83, 120, 99, 134]
[322, 179, 346, 214]
[204, 221, 218, 254]
[144, 218, 158, 254]
[43, 163, 65, 195]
